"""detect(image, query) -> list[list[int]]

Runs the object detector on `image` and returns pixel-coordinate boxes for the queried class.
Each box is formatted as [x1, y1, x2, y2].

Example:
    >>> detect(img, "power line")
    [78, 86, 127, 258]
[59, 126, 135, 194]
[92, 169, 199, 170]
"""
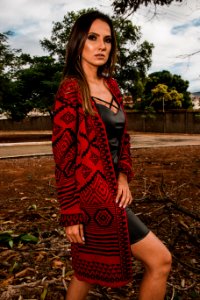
[131, 1, 200, 24]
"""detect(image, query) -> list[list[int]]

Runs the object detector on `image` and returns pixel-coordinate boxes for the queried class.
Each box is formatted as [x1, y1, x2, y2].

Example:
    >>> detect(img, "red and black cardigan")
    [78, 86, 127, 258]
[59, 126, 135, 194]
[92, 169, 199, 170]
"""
[52, 77, 134, 287]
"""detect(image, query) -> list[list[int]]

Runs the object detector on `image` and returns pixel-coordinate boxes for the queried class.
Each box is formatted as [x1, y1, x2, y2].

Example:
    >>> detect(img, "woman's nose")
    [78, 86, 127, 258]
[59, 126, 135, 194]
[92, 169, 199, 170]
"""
[98, 39, 106, 50]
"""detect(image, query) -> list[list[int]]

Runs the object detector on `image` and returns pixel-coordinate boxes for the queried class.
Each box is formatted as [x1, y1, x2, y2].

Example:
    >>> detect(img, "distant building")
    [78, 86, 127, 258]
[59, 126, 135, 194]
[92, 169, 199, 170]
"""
[123, 95, 134, 109]
[0, 109, 49, 120]
[0, 113, 8, 120]
[27, 109, 49, 117]
[191, 92, 200, 109]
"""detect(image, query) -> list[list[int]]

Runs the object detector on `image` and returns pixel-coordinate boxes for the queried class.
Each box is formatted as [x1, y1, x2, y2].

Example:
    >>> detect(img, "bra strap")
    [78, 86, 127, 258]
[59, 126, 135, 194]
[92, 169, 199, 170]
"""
[91, 96, 119, 110]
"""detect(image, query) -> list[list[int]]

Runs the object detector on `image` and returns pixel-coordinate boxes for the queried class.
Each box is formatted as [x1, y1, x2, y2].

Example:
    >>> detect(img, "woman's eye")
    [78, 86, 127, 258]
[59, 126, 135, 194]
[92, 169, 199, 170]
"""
[105, 37, 112, 43]
[88, 34, 96, 41]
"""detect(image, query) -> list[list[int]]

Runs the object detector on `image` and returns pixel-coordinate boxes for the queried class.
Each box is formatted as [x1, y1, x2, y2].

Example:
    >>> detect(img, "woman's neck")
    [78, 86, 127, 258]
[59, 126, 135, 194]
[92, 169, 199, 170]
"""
[82, 63, 102, 85]
[86, 74, 104, 93]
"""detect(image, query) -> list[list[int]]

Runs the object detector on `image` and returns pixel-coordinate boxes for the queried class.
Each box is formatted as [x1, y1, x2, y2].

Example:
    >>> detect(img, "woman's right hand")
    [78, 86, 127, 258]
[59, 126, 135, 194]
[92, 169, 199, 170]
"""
[65, 224, 85, 244]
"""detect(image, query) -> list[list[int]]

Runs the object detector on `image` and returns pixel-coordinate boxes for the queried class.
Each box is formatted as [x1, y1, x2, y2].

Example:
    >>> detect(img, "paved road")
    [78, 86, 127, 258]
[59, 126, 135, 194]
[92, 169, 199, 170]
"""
[130, 133, 200, 148]
[0, 141, 52, 159]
[0, 133, 199, 159]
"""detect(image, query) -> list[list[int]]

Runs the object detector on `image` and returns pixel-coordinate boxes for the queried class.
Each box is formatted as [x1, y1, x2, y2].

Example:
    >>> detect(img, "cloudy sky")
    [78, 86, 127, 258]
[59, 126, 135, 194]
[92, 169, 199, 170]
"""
[0, 0, 200, 92]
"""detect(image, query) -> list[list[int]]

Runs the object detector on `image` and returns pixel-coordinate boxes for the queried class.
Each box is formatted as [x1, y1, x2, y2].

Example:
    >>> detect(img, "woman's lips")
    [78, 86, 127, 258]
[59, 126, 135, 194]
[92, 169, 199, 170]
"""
[95, 54, 105, 58]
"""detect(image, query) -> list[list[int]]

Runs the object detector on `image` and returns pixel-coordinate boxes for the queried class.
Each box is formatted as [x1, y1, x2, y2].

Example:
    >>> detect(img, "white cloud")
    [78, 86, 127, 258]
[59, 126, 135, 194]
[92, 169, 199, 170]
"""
[0, 0, 199, 91]
[132, 0, 200, 91]
[0, 0, 111, 55]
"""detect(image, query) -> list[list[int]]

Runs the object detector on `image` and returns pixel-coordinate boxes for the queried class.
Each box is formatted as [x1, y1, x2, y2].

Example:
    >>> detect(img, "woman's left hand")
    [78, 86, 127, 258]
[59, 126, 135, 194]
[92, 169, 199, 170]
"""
[116, 172, 133, 208]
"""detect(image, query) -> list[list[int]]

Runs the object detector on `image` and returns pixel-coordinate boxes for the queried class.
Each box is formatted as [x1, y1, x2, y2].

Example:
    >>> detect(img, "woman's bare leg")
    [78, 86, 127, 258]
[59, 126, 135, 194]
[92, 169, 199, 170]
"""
[131, 231, 172, 300]
[66, 276, 91, 300]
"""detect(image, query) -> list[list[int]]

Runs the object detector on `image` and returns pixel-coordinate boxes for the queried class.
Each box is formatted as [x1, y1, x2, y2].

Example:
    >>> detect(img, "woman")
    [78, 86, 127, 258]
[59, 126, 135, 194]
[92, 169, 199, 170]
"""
[52, 11, 172, 300]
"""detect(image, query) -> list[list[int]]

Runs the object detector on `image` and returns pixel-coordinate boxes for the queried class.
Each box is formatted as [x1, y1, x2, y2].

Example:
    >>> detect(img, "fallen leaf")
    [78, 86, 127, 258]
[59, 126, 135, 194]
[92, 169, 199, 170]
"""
[15, 267, 36, 278]
[0, 276, 14, 287]
[52, 259, 64, 269]
[0, 249, 15, 258]
[35, 251, 47, 262]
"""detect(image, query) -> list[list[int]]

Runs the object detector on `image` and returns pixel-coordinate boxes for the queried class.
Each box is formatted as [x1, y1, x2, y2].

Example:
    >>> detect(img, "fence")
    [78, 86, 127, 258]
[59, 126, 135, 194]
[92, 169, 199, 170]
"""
[0, 116, 52, 131]
[126, 111, 200, 133]
[0, 111, 200, 133]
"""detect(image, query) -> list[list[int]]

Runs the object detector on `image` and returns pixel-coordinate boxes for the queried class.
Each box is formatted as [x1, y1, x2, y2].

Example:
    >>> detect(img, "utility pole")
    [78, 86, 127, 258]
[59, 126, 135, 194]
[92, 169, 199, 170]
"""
[162, 96, 165, 113]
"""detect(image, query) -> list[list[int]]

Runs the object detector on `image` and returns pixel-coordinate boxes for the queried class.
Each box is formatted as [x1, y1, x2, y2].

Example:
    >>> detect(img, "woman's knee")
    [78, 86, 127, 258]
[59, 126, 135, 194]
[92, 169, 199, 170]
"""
[131, 232, 172, 275]
[145, 242, 172, 277]
[156, 246, 172, 273]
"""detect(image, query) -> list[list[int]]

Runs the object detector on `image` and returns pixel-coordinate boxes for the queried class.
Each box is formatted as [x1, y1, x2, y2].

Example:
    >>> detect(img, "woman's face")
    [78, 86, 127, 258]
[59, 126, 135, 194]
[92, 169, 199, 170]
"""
[81, 19, 112, 71]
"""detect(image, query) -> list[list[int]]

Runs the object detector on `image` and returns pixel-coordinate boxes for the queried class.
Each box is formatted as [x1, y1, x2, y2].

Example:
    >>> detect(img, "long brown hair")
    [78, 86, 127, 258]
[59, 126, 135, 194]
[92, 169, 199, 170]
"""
[63, 10, 117, 115]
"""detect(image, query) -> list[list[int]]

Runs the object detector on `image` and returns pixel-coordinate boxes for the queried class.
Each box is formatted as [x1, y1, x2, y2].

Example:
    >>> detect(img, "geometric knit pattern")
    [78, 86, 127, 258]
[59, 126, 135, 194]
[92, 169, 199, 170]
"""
[52, 77, 134, 287]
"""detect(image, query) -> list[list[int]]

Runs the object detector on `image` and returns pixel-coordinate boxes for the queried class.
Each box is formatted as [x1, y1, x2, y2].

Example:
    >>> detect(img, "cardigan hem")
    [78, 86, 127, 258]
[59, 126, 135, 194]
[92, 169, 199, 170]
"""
[74, 272, 132, 288]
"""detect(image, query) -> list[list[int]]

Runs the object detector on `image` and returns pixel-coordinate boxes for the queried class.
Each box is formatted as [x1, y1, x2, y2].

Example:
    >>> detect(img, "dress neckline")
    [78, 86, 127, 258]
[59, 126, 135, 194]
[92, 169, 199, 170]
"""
[91, 96, 120, 115]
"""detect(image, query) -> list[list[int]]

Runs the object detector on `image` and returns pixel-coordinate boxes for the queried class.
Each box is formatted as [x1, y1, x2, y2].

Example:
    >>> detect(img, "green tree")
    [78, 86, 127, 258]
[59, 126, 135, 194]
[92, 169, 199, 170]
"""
[15, 55, 62, 117]
[113, 18, 153, 100]
[0, 33, 62, 120]
[0, 32, 20, 75]
[0, 32, 23, 119]
[143, 70, 192, 110]
[151, 83, 183, 111]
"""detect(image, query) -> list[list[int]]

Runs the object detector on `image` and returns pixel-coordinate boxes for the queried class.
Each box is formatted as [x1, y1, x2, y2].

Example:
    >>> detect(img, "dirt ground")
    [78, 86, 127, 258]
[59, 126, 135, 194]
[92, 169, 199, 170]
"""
[0, 146, 199, 300]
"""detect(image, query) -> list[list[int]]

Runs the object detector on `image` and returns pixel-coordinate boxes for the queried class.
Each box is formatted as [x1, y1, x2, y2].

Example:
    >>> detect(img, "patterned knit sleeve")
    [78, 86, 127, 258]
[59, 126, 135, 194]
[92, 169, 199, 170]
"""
[52, 78, 85, 227]
[118, 130, 134, 183]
